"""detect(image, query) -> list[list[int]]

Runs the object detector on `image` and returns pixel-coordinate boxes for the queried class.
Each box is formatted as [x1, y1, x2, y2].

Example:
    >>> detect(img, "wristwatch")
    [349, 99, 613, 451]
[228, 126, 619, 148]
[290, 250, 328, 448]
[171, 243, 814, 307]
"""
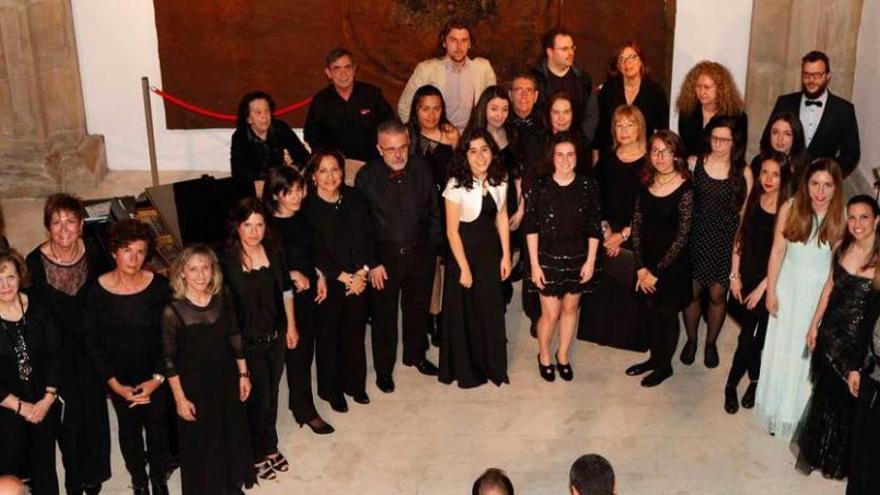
[152, 373, 166, 384]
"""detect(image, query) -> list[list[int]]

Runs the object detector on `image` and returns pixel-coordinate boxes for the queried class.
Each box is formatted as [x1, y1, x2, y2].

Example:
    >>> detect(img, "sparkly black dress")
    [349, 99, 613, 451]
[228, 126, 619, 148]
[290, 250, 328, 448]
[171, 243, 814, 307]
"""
[793, 261, 879, 479]
[689, 158, 740, 287]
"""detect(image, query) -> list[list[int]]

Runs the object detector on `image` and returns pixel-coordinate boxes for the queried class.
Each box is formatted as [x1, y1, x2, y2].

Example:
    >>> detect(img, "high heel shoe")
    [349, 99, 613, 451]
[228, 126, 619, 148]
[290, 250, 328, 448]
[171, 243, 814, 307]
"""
[741, 381, 758, 409]
[538, 354, 555, 382]
[300, 416, 335, 434]
[680, 340, 697, 365]
[724, 386, 739, 414]
[255, 460, 276, 481]
[555, 353, 573, 381]
[268, 452, 289, 472]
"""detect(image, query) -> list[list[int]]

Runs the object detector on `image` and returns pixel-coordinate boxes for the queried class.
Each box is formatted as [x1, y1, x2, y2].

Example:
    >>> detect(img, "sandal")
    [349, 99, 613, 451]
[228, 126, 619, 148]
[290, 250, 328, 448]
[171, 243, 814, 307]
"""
[255, 460, 276, 480]
[269, 452, 289, 472]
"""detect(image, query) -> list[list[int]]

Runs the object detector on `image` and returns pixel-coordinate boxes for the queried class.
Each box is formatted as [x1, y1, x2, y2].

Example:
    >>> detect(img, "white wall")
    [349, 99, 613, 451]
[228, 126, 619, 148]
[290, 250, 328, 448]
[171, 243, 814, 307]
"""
[72, 0, 753, 172]
[853, 1, 879, 186]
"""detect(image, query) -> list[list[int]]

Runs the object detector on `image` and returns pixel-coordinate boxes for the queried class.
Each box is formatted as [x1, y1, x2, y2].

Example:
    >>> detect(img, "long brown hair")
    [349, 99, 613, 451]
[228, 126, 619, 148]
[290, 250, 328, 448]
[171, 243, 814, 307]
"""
[783, 158, 844, 245]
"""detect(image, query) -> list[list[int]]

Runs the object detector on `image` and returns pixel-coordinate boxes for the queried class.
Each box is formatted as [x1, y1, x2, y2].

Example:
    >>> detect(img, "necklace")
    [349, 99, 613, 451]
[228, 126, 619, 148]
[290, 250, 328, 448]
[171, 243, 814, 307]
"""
[48, 240, 81, 264]
[656, 170, 677, 185]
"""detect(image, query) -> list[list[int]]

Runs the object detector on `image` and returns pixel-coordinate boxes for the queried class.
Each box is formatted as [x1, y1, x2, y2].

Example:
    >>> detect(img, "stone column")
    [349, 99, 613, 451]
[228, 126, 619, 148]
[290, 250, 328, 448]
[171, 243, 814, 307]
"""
[0, 0, 106, 197]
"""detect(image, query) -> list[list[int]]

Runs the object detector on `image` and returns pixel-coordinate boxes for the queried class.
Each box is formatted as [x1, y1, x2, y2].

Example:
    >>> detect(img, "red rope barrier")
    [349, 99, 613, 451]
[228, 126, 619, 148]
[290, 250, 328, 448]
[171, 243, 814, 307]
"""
[150, 86, 312, 121]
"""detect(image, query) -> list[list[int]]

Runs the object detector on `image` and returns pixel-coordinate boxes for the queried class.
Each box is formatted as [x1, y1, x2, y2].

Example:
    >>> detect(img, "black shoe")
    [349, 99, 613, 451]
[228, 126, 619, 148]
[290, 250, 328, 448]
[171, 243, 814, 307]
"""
[741, 381, 758, 409]
[133, 488, 149, 495]
[408, 359, 439, 376]
[556, 361, 574, 381]
[84, 484, 102, 495]
[348, 392, 370, 405]
[538, 354, 555, 382]
[300, 416, 335, 434]
[640, 368, 673, 387]
[680, 340, 697, 365]
[625, 361, 653, 376]
[724, 386, 739, 414]
[376, 376, 395, 393]
[529, 320, 538, 339]
[704, 343, 719, 368]
[431, 314, 442, 347]
[330, 398, 348, 413]
[151, 483, 169, 495]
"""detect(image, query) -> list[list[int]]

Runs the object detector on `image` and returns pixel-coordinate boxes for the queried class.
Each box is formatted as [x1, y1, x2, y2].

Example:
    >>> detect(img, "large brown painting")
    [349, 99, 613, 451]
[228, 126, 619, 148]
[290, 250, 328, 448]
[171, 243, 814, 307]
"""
[154, 0, 676, 129]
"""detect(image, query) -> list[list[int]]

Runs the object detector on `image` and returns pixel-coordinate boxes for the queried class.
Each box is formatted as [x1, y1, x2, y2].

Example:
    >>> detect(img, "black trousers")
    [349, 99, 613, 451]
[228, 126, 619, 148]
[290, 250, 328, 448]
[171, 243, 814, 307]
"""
[315, 286, 367, 402]
[726, 297, 769, 387]
[0, 403, 60, 495]
[372, 245, 433, 380]
[286, 291, 319, 424]
[244, 338, 285, 461]
[109, 386, 170, 488]
[644, 298, 681, 371]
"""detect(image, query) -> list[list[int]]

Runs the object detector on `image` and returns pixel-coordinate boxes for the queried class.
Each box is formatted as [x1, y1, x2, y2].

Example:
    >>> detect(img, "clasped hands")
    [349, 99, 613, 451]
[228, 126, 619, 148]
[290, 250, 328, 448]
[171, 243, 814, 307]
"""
[110, 377, 161, 409]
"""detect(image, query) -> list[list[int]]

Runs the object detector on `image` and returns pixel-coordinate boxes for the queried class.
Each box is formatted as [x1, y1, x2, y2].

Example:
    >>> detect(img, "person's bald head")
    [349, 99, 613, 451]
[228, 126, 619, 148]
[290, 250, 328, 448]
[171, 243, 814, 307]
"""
[0, 476, 27, 495]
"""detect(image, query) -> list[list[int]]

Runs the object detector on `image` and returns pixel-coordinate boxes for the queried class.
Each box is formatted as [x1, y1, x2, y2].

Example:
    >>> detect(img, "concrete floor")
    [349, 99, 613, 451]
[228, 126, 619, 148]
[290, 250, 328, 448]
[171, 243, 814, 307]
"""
[1, 172, 845, 494]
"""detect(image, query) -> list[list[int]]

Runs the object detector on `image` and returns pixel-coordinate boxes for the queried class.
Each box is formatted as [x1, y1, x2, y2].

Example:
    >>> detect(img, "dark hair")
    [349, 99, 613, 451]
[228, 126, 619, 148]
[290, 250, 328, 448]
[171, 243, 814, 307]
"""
[436, 18, 473, 57]
[471, 468, 514, 495]
[377, 119, 408, 137]
[569, 454, 615, 495]
[536, 131, 580, 178]
[236, 91, 275, 130]
[325, 47, 353, 67]
[839, 194, 880, 289]
[736, 151, 791, 254]
[542, 27, 573, 51]
[464, 86, 518, 150]
[263, 166, 307, 214]
[107, 219, 155, 258]
[607, 39, 648, 78]
[304, 149, 347, 193]
[703, 114, 748, 212]
[642, 130, 691, 186]
[760, 111, 808, 184]
[802, 50, 831, 72]
[448, 127, 507, 190]
[43, 193, 86, 230]
[0, 248, 30, 289]
[511, 71, 538, 88]
[406, 84, 453, 135]
[226, 197, 272, 266]
[543, 91, 575, 132]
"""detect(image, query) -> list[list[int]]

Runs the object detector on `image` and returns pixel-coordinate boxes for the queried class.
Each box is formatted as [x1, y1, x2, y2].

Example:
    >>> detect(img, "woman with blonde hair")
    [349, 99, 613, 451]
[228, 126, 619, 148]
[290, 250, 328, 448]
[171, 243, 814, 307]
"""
[676, 60, 747, 158]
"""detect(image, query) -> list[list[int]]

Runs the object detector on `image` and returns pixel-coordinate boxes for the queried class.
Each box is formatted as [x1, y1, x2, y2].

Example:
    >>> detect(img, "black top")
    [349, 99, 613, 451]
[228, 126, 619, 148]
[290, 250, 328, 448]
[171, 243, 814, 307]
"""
[84, 274, 170, 384]
[268, 214, 316, 279]
[595, 77, 669, 151]
[738, 204, 776, 292]
[522, 173, 603, 244]
[414, 133, 454, 190]
[304, 81, 395, 162]
[677, 108, 748, 158]
[302, 185, 377, 280]
[0, 298, 59, 403]
[595, 151, 647, 232]
[632, 181, 694, 277]
[355, 154, 442, 256]
[532, 61, 598, 145]
[230, 119, 310, 182]
[221, 246, 292, 339]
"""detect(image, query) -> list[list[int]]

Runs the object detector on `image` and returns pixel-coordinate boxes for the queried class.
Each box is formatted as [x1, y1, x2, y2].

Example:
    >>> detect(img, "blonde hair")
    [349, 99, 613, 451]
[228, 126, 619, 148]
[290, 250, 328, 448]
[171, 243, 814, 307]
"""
[169, 244, 223, 300]
[675, 60, 743, 116]
[783, 158, 845, 245]
[611, 105, 647, 154]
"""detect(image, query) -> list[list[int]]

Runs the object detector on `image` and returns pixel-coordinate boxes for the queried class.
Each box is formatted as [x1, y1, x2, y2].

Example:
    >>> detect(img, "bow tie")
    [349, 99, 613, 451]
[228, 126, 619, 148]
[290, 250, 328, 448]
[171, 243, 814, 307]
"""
[388, 169, 406, 180]
[805, 99, 823, 107]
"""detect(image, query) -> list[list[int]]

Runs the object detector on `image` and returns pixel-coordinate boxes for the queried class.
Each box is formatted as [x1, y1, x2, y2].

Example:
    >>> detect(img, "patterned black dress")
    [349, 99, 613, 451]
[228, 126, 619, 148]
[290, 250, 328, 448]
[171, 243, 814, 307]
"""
[689, 158, 740, 287]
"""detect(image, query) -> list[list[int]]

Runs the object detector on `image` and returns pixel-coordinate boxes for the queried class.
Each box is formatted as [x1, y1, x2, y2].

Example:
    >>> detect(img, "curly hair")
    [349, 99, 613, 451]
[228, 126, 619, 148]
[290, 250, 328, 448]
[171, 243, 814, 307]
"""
[448, 128, 507, 190]
[107, 219, 155, 256]
[675, 61, 743, 116]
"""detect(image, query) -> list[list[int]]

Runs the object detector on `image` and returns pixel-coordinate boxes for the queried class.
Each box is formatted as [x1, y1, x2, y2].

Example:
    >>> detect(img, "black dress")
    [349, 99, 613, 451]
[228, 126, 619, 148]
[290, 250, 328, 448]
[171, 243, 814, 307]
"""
[793, 262, 878, 479]
[161, 292, 253, 495]
[522, 174, 602, 297]
[439, 193, 509, 388]
[848, 297, 880, 495]
[416, 133, 454, 194]
[595, 77, 669, 151]
[579, 152, 648, 351]
[690, 158, 740, 288]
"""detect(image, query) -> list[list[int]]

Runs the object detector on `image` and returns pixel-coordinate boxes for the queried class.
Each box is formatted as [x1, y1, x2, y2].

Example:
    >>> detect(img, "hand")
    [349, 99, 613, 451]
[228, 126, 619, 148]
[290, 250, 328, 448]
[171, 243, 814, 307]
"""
[369, 265, 388, 290]
[348, 271, 368, 296]
[508, 209, 524, 231]
[806, 325, 818, 352]
[239, 377, 251, 402]
[286, 326, 299, 349]
[283, 149, 293, 166]
[730, 277, 743, 303]
[603, 232, 623, 255]
[315, 276, 328, 304]
[848, 371, 861, 397]
[290, 271, 310, 292]
[500, 256, 512, 281]
[531, 264, 546, 290]
[459, 268, 473, 289]
[580, 260, 595, 283]
[109, 380, 137, 400]
[635, 268, 657, 294]
[765, 290, 779, 316]
[743, 285, 766, 311]
[175, 396, 197, 421]
[29, 394, 55, 423]
[18, 401, 37, 423]
[128, 378, 161, 407]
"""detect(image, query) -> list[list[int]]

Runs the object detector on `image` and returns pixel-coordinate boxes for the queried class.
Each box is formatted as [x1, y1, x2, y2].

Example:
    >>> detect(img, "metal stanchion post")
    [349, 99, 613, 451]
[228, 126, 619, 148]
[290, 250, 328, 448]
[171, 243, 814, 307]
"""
[142, 76, 160, 187]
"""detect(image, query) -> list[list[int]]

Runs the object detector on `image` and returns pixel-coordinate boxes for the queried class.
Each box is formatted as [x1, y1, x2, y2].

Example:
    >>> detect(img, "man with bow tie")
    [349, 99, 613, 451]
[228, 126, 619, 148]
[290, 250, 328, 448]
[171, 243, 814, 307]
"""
[763, 50, 860, 176]
[355, 120, 442, 394]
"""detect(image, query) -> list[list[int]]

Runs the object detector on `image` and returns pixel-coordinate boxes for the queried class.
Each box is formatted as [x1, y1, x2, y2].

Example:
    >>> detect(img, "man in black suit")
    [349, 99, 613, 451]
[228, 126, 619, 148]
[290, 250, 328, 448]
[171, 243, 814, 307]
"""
[764, 51, 860, 177]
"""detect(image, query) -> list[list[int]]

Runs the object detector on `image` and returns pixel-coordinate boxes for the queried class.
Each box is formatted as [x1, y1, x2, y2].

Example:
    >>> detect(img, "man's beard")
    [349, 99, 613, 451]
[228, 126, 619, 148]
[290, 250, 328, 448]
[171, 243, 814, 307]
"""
[802, 81, 829, 100]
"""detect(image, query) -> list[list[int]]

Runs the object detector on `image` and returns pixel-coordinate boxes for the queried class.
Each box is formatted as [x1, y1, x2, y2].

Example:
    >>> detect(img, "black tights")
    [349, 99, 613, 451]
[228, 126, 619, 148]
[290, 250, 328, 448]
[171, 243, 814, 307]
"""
[645, 299, 681, 371]
[683, 281, 727, 348]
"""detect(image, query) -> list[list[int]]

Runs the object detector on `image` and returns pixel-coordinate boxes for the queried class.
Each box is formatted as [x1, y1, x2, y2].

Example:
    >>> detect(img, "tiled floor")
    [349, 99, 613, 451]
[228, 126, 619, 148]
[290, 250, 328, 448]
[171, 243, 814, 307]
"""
[1, 172, 845, 494]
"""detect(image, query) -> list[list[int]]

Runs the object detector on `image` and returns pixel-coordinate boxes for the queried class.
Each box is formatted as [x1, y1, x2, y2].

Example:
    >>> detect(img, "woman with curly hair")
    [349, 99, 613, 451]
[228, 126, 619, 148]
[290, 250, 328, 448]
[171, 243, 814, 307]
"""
[676, 61, 748, 158]
[439, 128, 512, 388]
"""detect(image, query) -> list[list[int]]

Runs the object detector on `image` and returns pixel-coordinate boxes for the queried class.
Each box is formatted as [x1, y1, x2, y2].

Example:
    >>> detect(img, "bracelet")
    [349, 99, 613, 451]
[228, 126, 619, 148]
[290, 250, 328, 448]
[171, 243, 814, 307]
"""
[45, 389, 57, 397]
[239, 371, 250, 378]
[729, 272, 740, 280]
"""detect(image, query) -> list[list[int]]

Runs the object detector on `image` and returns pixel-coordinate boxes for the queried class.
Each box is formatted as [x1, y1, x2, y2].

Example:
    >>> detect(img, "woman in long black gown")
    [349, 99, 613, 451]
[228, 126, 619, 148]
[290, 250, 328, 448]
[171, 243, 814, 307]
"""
[439, 128, 512, 388]
[580, 105, 649, 351]
[793, 195, 880, 479]
[625, 130, 694, 387]
[162, 245, 253, 495]
[263, 167, 334, 435]
[849, 293, 880, 494]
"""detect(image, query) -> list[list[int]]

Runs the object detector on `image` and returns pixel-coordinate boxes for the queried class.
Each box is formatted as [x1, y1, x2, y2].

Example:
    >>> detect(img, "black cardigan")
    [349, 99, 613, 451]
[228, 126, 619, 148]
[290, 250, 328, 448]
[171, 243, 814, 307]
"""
[0, 297, 60, 403]
[221, 245, 292, 337]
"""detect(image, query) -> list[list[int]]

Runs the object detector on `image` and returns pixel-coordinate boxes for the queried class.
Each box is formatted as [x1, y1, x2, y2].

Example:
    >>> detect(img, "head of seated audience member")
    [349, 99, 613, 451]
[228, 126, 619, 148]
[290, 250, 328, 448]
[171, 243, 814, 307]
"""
[675, 60, 742, 118]
[324, 47, 356, 94]
[544, 91, 575, 135]
[510, 73, 540, 120]
[376, 120, 410, 171]
[305, 149, 348, 198]
[570, 454, 615, 495]
[800, 50, 831, 99]
[542, 27, 576, 72]
[436, 18, 473, 63]
[0, 475, 27, 495]
[236, 90, 276, 139]
[471, 468, 514, 495]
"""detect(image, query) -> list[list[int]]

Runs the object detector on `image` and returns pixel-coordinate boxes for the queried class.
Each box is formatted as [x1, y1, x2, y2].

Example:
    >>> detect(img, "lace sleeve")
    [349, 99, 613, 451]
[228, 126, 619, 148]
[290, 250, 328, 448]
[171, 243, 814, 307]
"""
[657, 188, 694, 273]
[161, 304, 181, 378]
[631, 194, 644, 269]
[223, 291, 244, 360]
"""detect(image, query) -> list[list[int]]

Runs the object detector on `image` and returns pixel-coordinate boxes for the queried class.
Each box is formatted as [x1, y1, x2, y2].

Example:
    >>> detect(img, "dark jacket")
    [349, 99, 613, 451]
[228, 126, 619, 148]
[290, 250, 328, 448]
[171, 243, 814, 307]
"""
[221, 245, 291, 335]
[531, 60, 599, 146]
[0, 297, 60, 403]
[230, 119, 310, 182]
[595, 76, 669, 151]
[302, 186, 377, 281]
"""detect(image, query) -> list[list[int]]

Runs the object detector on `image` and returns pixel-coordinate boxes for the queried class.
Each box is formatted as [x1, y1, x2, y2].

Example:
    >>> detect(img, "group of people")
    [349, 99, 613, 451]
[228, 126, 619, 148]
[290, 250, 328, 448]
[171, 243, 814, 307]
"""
[1, 17, 875, 495]
[471, 453, 616, 495]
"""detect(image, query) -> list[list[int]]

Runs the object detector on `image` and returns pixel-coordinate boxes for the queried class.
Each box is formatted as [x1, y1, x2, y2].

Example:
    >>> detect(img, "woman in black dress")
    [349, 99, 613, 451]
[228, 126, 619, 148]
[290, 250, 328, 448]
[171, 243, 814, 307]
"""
[580, 105, 649, 351]
[724, 152, 790, 414]
[407, 85, 460, 343]
[263, 167, 334, 435]
[626, 130, 694, 387]
[756, 112, 808, 191]
[595, 41, 669, 158]
[681, 115, 752, 369]
[25, 194, 110, 495]
[0, 248, 61, 495]
[162, 245, 253, 495]
[523, 132, 601, 382]
[439, 128, 512, 388]
[84, 220, 170, 495]
[222, 198, 297, 480]
[793, 195, 880, 479]
[542, 92, 591, 172]
[302, 150, 374, 412]
[849, 293, 880, 494]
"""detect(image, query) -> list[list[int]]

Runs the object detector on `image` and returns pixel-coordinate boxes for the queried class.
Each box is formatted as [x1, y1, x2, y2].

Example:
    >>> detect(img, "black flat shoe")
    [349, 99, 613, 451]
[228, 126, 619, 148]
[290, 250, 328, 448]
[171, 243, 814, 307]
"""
[640, 368, 673, 387]
[376, 376, 395, 393]
[349, 392, 370, 405]
[741, 381, 758, 409]
[84, 484, 102, 495]
[330, 398, 348, 413]
[538, 354, 555, 382]
[132, 488, 149, 495]
[704, 343, 719, 368]
[300, 416, 335, 434]
[626, 361, 653, 376]
[151, 483, 169, 495]
[408, 359, 439, 376]
[680, 340, 697, 365]
[724, 386, 739, 414]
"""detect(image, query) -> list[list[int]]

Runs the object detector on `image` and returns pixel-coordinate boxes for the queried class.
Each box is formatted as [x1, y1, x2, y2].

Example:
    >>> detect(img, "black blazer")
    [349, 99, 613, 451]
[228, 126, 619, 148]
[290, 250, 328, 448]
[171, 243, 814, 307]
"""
[595, 77, 669, 151]
[221, 245, 292, 335]
[765, 91, 860, 177]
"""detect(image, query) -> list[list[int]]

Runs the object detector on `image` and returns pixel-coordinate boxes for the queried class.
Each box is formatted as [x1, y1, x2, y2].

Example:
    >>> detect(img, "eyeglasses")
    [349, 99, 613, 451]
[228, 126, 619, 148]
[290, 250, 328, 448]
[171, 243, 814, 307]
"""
[614, 122, 635, 130]
[618, 54, 640, 64]
[802, 71, 827, 80]
[511, 87, 536, 96]
[329, 64, 355, 73]
[710, 135, 733, 144]
[650, 148, 672, 158]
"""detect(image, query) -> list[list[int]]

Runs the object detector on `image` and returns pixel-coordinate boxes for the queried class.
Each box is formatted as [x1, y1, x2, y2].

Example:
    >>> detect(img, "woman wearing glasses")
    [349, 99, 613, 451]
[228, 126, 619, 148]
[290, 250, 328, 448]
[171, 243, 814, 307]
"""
[676, 61, 747, 159]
